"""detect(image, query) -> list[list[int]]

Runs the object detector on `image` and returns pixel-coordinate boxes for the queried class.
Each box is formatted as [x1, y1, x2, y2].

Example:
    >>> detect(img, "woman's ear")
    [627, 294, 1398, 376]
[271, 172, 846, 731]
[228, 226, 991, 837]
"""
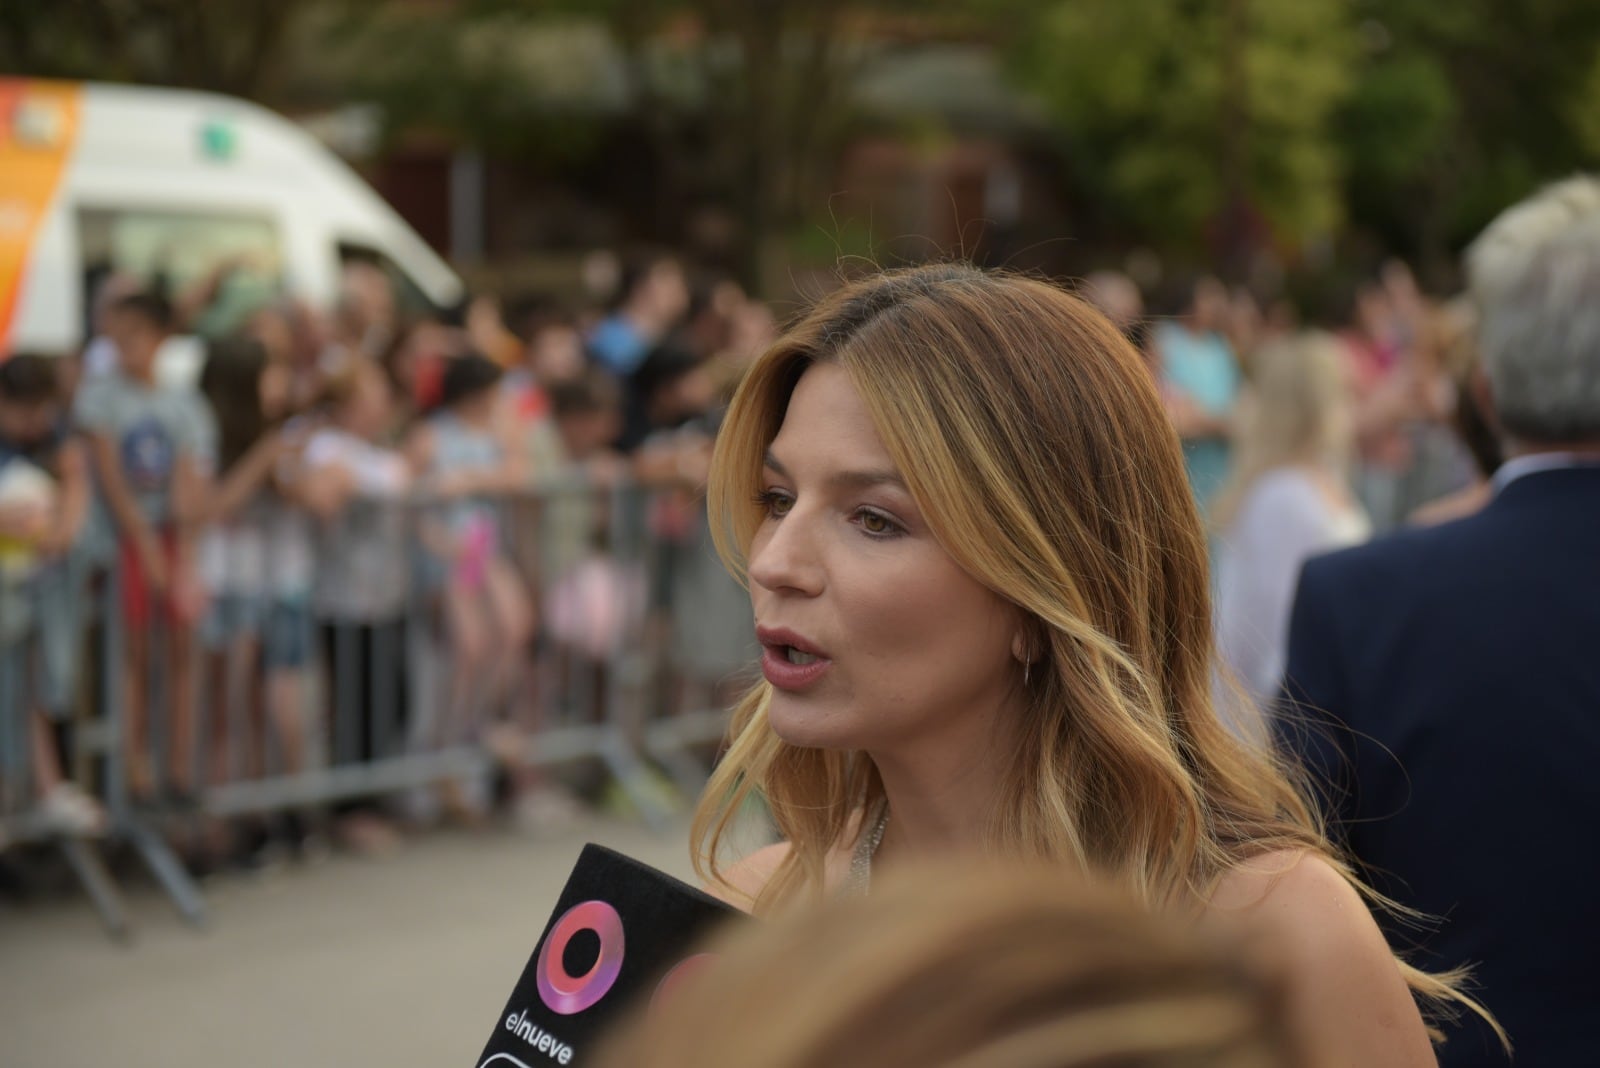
[1010, 616, 1039, 665]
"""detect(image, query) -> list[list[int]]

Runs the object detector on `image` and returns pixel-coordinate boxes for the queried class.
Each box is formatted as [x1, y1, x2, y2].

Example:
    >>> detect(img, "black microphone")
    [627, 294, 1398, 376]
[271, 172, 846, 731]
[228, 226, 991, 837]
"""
[474, 844, 740, 1067]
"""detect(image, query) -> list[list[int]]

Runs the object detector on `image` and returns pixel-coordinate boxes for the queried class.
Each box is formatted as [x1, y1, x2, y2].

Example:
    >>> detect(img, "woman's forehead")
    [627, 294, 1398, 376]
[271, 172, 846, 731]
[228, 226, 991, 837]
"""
[767, 364, 895, 467]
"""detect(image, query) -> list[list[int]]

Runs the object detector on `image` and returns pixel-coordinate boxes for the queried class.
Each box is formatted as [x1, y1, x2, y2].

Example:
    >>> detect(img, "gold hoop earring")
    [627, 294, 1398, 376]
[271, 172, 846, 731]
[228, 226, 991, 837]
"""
[1023, 659, 1032, 687]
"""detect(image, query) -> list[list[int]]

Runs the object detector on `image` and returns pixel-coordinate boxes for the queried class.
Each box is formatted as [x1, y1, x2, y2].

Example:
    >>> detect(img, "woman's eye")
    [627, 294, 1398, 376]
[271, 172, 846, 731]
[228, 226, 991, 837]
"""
[756, 490, 793, 518]
[857, 510, 902, 537]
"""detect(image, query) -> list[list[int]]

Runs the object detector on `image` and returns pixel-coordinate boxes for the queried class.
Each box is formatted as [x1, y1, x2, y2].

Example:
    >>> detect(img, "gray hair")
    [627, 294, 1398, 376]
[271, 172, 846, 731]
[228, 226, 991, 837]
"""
[1466, 175, 1600, 442]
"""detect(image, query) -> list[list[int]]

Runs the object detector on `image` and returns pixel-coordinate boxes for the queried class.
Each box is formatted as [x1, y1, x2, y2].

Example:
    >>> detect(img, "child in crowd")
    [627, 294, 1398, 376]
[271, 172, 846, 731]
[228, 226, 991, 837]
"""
[630, 348, 753, 743]
[0, 355, 102, 835]
[490, 296, 574, 591]
[302, 357, 413, 854]
[505, 294, 587, 387]
[407, 353, 533, 821]
[73, 293, 216, 806]
[194, 338, 317, 863]
[525, 369, 636, 823]
[544, 370, 636, 672]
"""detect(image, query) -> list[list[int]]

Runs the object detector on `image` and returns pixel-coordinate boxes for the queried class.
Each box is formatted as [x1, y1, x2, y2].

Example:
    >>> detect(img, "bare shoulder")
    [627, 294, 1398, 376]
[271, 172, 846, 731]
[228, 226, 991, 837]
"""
[705, 842, 792, 913]
[1207, 849, 1390, 965]
[1209, 848, 1351, 915]
[1207, 850, 1436, 1066]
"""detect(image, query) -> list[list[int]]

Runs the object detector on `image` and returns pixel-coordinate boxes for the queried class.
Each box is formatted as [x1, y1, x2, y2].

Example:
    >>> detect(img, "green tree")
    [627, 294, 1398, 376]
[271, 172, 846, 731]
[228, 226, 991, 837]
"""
[0, 0, 308, 101]
[1009, 0, 1356, 269]
[323, 0, 906, 292]
[1338, 0, 1600, 280]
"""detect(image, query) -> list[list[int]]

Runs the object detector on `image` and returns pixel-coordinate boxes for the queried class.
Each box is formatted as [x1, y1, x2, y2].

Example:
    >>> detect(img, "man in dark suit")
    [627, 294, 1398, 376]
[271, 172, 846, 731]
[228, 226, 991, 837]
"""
[1281, 177, 1600, 1067]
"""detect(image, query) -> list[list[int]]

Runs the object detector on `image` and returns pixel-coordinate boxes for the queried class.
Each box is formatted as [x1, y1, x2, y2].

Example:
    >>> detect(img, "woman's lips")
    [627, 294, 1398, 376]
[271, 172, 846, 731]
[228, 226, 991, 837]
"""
[760, 645, 833, 691]
[756, 626, 833, 691]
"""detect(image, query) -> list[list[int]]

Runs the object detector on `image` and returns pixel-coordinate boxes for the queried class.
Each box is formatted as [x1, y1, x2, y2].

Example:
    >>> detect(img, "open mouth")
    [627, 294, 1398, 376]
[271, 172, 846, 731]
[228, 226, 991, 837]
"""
[782, 646, 821, 666]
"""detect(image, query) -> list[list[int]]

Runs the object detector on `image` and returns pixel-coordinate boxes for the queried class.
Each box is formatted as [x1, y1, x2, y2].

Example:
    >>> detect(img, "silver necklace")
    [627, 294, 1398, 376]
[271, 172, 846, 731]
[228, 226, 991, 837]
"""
[844, 802, 889, 897]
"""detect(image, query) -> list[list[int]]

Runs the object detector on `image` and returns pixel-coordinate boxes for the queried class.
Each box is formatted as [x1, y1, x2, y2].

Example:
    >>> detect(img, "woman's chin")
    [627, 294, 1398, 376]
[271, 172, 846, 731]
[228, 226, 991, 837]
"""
[766, 701, 855, 751]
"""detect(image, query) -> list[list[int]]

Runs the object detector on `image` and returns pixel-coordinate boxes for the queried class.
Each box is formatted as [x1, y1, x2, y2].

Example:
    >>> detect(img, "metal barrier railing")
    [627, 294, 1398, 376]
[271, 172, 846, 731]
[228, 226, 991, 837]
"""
[1, 555, 136, 937]
[0, 474, 754, 939]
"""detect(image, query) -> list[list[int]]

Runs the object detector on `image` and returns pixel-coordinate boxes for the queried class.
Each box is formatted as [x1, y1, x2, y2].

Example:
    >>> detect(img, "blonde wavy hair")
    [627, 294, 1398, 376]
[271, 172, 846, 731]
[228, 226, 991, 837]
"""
[596, 861, 1305, 1068]
[692, 263, 1497, 1043]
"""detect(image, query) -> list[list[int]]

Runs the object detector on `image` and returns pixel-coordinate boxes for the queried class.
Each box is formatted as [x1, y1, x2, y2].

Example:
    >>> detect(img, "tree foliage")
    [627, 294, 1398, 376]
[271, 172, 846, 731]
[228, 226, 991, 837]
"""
[321, 0, 885, 288]
[1337, 0, 1600, 274]
[1010, 0, 1355, 262]
[6, 0, 1597, 281]
[0, 0, 307, 100]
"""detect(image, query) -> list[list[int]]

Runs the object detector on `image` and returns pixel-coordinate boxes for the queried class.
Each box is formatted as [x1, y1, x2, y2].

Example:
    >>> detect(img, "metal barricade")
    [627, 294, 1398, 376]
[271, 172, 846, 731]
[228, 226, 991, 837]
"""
[4, 471, 756, 936]
[189, 476, 748, 824]
[0, 556, 135, 939]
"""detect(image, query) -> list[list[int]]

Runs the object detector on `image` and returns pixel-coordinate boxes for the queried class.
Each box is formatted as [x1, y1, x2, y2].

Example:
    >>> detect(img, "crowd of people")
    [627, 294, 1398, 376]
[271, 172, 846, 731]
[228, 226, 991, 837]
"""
[1, 235, 1487, 876]
[0, 248, 775, 866]
[1080, 259, 1489, 736]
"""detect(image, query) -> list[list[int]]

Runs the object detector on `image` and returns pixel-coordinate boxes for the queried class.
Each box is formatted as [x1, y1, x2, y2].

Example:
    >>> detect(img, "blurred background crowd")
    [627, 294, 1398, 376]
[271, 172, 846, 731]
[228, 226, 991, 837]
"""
[1, 234, 1494, 865]
[2, 247, 776, 866]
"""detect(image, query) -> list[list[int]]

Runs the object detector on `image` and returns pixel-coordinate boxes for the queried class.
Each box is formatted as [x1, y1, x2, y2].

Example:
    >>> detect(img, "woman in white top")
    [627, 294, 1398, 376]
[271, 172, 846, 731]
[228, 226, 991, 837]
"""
[1213, 332, 1370, 719]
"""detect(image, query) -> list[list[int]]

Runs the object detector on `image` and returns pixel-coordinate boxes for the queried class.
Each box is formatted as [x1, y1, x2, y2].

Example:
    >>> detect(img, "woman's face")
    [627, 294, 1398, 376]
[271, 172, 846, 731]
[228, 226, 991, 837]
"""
[749, 363, 1024, 757]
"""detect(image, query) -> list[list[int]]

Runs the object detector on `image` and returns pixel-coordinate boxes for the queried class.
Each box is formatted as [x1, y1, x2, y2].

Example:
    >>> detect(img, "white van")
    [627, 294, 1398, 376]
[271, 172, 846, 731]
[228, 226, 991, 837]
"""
[0, 77, 464, 371]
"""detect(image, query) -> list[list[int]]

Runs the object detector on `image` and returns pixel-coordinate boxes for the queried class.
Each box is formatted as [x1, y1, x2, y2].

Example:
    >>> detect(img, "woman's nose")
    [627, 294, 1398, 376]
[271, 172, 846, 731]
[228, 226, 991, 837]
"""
[748, 508, 823, 597]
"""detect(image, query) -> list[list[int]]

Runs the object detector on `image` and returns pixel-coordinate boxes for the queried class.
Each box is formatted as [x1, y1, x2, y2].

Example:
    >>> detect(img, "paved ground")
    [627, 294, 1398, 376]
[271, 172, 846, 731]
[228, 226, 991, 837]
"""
[0, 814, 733, 1068]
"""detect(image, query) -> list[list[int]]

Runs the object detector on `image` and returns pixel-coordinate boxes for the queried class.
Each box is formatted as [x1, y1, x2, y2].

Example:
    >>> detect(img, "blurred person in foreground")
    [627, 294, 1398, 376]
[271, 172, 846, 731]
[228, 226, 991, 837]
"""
[1212, 333, 1368, 726]
[597, 862, 1305, 1068]
[694, 264, 1496, 1065]
[1280, 176, 1600, 1067]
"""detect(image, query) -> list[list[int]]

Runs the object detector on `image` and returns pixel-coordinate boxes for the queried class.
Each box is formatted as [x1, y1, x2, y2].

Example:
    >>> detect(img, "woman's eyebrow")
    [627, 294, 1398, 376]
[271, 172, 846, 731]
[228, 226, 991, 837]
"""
[830, 468, 907, 491]
[764, 449, 906, 492]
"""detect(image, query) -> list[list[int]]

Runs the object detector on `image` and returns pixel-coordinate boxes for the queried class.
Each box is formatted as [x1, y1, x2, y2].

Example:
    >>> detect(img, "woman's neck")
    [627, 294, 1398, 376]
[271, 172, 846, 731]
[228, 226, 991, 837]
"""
[867, 706, 1024, 863]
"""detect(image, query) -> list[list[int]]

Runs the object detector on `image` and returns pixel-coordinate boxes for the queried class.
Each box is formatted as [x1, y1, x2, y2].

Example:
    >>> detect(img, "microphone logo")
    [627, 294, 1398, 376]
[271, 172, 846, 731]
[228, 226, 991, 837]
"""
[536, 900, 626, 1015]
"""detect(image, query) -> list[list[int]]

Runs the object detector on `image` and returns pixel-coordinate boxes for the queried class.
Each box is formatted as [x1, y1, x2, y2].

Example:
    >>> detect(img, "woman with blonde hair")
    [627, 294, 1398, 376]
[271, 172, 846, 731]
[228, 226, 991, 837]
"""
[693, 264, 1499, 1065]
[598, 862, 1304, 1068]
[1212, 332, 1370, 714]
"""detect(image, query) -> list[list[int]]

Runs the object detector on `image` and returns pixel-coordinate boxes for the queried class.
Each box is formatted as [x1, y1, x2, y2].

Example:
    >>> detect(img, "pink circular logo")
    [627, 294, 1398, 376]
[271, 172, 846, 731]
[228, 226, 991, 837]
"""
[536, 900, 626, 1015]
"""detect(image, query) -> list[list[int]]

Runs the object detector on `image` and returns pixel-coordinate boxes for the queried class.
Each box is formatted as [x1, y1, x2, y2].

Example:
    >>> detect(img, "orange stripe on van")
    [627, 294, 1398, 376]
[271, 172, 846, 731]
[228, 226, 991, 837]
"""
[0, 79, 82, 358]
